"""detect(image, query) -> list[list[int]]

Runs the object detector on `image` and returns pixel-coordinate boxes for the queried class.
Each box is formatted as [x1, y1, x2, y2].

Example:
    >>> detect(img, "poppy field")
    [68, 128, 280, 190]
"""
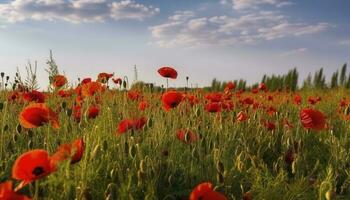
[1, 64, 350, 200]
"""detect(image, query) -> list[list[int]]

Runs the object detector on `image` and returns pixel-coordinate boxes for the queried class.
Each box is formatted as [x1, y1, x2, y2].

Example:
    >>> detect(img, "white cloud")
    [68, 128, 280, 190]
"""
[231, 0, 293, 10]
[110, 0, 159, 20]
[0, 0, 159, 23]
[281, 48, 308, 56]
[149, 11, 330, 48]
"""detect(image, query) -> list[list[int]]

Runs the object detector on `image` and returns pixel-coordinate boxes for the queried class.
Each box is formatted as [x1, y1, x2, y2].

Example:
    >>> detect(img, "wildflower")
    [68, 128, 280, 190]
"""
[158, 67, 178, 79]
[19, 103, 59, 129]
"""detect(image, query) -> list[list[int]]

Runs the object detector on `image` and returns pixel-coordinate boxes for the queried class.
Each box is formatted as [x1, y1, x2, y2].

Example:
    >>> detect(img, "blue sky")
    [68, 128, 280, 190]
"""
[0, 0, 349, 88]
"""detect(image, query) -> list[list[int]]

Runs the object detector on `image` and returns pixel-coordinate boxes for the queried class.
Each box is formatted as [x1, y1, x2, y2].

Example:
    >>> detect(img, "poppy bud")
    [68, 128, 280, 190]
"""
[6, 76, 9, 81]
[0, 72, 4, 78]
[123, 80, 127, 89]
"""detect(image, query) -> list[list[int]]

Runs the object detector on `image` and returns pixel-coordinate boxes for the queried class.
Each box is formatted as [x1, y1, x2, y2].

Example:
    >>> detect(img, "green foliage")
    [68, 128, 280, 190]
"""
[24, 61, 40, 91]
[340, 63, 347, 86]
[313, 68, 326, 89]
[261, 68, 299, 91]
[46, 50, 59, 91]
[331, 71, 339, 88]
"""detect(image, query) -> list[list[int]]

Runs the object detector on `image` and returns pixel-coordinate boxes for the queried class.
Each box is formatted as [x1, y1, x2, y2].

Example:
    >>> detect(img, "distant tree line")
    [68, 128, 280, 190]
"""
[206, 63, 349, 91]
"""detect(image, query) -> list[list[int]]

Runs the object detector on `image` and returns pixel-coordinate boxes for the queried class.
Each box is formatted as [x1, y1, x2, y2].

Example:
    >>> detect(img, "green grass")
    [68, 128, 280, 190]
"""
[1, 88, 350, 200]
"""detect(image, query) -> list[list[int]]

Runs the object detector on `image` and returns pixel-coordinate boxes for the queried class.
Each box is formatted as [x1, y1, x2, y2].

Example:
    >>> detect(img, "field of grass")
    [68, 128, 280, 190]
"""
[1, 73, 350, 199]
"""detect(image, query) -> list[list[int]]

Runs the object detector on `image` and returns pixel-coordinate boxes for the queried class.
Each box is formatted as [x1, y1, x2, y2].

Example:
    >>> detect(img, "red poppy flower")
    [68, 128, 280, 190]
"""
[189, 182, 227, 200]
[8, 91, 20, 102]
[221, 101, 234, 111]
[176, 129, 199, 144]
[294, 94, 302, 105]
[205, 102, 221, 113]
[308, 97, 316, 105]
[88, 105, 100, 119]
[58, 89, 72, 98]
[205, 93, 222, 102]
[316, 96, 321, 102]
[251, 88, 259, 94]
[187, 95, 200, 106]
[118, 119, 134, 134]
[112, 78, 122, 85]
[300, 108, 326, 131]
[158, 67, 178, 79]
[81, 81, 104, 98]
[236, 111, 248, 122]
[117, 117, 147, 134]
[340, 98, 348, 107]
[266, 106, 277, 116]
[52, 75, 67, 88]
[225, 82, 235, 90]
[19, 103, 59, 129]
[12, 150, 54, 191]
[81, 78, 92, 84]
[22, 90, 45, 103]
[128, 90, 142, 101]
[51, 138, 85, 167]
[97, 73, 113, 83]
[263, 120, 276, 131]
[162, 91, 183, 111]
[258, 83, 267, 91]
[72, 105, 82, 122]
[0, 181, 31, 200]
[242, 97, 254, 105]
[138, 100, 149, 111]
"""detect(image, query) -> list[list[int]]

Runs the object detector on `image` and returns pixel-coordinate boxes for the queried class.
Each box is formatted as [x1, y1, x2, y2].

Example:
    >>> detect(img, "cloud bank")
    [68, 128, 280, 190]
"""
[149, 10, 329, 48]
[0, 0, 159, 23]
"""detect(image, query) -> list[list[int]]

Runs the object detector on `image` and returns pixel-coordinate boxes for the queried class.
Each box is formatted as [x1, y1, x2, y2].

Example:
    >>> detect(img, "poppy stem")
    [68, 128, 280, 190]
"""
[166, 78, 169, 90]
[34, 181, 39, 199]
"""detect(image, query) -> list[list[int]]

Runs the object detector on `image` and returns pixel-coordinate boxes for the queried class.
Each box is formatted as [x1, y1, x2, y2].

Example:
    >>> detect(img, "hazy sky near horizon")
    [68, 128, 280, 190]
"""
[0, 0, 349, 88]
